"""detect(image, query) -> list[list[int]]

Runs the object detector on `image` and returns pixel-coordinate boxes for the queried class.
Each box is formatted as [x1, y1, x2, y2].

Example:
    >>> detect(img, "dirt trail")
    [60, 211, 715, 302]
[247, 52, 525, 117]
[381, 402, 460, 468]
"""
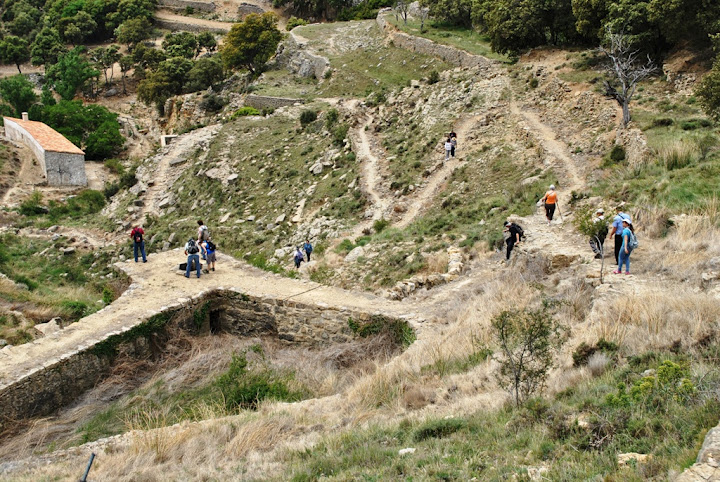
[354, 115, 391, 220]
[510, 101, 584, 202]
[1, 144, 39, 206]
[394, 114, 481, 229]
[135, 125, 220, 226]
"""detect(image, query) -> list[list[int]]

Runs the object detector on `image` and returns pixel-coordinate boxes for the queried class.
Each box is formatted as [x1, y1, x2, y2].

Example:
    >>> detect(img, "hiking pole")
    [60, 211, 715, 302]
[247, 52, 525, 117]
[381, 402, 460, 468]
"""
[556, 203, 564, 222]
[80, 453, 95, 482]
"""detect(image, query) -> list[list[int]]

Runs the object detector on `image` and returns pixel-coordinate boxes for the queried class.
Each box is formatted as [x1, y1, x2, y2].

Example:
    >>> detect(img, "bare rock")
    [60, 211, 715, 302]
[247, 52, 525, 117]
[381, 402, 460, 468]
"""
[34, 318, 62, 336]
[345, 246, 365, 263]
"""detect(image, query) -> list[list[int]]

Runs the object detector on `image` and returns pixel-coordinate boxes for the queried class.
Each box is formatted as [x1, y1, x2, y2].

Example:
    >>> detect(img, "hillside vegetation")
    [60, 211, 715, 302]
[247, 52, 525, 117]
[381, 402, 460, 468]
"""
[1, 2, 720, 481]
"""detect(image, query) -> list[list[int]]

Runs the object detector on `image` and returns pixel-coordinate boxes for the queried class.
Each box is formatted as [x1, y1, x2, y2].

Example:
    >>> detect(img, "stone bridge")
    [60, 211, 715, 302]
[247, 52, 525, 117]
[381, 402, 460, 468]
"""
[0, 251, 422, 426]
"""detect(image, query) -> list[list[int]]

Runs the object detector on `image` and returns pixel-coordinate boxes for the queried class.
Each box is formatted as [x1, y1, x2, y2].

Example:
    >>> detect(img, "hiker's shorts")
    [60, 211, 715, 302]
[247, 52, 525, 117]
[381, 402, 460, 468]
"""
[545, 203, 556, 220]
[207, 252, 216, 263]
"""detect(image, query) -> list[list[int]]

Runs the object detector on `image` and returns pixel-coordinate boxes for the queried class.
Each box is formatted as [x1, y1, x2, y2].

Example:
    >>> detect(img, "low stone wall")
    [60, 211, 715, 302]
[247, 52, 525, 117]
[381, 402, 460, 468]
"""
[155, 18, 230, 33]
[0, 289, 405, 424]
[271, 33, 330, 79]
[244, 94, 304, 110]
[238, 2, 265, 16]
[376, 12, 493, 70]
[159, 0, 216, 11]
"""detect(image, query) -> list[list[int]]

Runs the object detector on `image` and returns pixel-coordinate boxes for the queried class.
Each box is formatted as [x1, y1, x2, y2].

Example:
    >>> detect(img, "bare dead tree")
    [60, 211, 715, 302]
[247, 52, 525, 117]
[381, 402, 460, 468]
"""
[395, 0, 410, 25]
[598, 29, 656, 127]
[418, 6, 429, 33]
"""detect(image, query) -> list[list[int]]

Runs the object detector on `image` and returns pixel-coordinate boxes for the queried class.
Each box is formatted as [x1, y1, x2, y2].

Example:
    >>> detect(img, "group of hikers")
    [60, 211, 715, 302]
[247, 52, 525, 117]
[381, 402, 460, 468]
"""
[504, 185, 638, 274]
[293, 240, 314, 269]
[131, 183, 638, 278]
[444, 130, 458, 160]
[129, 220, 217, 279]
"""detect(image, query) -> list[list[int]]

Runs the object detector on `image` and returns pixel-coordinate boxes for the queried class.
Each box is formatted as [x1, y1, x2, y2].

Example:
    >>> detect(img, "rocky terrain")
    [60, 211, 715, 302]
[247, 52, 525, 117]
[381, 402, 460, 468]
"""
[0, 6, 719, 482]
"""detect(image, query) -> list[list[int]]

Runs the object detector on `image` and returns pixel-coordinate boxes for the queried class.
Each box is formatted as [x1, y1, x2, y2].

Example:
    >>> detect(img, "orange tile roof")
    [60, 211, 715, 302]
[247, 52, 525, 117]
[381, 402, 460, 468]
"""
[4, 117, 84, 155]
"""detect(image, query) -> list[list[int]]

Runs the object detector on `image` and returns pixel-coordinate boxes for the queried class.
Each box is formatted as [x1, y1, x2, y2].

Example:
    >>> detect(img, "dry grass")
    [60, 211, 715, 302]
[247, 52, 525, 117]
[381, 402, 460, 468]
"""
[425, 251, 449, 274]
[590, 288, 720, 352]
[656, 138, 699, 170]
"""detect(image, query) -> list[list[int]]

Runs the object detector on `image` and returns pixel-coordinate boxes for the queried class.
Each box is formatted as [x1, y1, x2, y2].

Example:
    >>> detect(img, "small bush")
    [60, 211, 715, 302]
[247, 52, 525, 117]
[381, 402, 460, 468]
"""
[230, 106, 261, 120]
[428, 70, 440, 85]
[104, 158, 125, 175]
[529, 78, 539, 88]
[286, 16, 308, 31]
[332, 123, 349, 146]
[19, 191, 46, 216]
[602, 145, 626, 168]
[373, 218, 389, 233]
[299, 109, 317, 128]
[61, 300, 89, 320]
[650, 117, 674, 128]
[414, 418, 466, 441]
[325, 108, 339, 128]
[335, 239, 355, 254]
[199, 93, 227, 113]
[215, 352, 303, 410]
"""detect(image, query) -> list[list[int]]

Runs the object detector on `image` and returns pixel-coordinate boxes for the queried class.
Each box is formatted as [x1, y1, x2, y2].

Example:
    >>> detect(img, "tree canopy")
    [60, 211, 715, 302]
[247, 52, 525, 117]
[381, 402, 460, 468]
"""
[220, 12, 283, 74]
[0, 36, 30, 73]
[0, 74, 38, 116]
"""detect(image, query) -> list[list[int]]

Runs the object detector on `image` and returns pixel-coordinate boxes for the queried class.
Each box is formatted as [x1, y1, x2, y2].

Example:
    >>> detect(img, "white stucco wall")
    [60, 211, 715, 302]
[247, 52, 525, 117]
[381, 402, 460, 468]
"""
[3, 118, 87, 186]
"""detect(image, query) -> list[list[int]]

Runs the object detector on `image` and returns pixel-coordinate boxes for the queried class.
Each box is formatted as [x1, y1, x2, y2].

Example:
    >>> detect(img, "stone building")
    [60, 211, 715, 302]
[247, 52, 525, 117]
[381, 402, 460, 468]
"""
[3, 114, 87, 186]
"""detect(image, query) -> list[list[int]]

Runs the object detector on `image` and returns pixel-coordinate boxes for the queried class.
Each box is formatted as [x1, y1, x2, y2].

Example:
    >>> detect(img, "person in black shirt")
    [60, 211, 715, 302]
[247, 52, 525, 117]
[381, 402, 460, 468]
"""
[504, 221, 522, 260]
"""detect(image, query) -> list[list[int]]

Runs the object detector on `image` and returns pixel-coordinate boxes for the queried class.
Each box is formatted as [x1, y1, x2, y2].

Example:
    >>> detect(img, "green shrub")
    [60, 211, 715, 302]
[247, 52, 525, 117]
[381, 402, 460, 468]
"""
[215, 352, 303, 410]
[286, 16, 308, 31]
[299, 109, 317, 127]
[335, 239, 355, 253]
[650, 117, 674, 128]
[325, 108, 339, 128]
[61, 300, 89, 320]
[19, 191, 46, 216]
[428, 70, 440, 85]
[104, 158, 125, 175]
[373, 218, 389, 233]
[199, 93, 227, 113]
[529, 77, 539, 88]
[414, 418, 466, 441]
[602, 145, 626, 168]
[332, 123, 349, 146]
[102, 286, 114, 305]
[230, 106, 261, 120]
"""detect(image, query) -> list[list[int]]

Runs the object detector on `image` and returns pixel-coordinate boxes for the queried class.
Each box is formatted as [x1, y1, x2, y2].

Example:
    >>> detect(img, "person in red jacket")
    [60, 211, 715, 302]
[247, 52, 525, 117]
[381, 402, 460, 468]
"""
[130, 225, 147, 263]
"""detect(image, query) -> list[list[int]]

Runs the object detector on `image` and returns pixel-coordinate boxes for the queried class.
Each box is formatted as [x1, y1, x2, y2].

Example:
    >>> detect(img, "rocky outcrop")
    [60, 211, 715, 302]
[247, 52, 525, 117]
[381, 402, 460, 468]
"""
[677, 423, 720, 481]
[616, 127, 652, 167]
[271, 33, 330, 79]
[386, 247, 466, 300]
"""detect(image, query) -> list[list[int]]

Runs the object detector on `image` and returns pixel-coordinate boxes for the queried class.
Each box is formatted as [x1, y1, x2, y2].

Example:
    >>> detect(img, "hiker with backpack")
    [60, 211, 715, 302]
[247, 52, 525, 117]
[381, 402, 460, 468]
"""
[184, 238, 202, 278]
[608, 205, 630, 265]
[540, 185, 558, 226]
[614, 218, 636, 275]
[303, 239, 313, 262]
[202, 239, 217, 272]
[589, 208, 609, 259]
[197, 220, 210, 260]
[130, 225, 147, 263]
[294, 247, 304, 269]
[504, 221, 524, 260]
[444, 137, 452, 160]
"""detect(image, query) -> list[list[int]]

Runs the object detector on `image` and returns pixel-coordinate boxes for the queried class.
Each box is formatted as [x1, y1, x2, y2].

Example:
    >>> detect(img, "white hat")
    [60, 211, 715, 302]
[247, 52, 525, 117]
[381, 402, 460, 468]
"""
[622, 218, 632, 225]
[549, 184, 555, 190]
[596, 208, 604, 214]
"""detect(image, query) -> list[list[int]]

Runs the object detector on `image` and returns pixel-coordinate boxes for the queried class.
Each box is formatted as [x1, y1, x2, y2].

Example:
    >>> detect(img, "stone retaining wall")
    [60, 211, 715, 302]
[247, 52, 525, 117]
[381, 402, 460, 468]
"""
[244, 94, 304, 110]
[159, 0, 216, 12]
[238, 2, 265, 16]
[0, 289, 405, 424]
[155, 18, 229, 33]
[375, 12, 493, 70]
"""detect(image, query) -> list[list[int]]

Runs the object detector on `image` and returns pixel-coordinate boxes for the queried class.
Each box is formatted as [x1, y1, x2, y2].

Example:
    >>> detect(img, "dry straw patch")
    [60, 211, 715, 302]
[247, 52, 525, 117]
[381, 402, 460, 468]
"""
[590, 288, 720, 352]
